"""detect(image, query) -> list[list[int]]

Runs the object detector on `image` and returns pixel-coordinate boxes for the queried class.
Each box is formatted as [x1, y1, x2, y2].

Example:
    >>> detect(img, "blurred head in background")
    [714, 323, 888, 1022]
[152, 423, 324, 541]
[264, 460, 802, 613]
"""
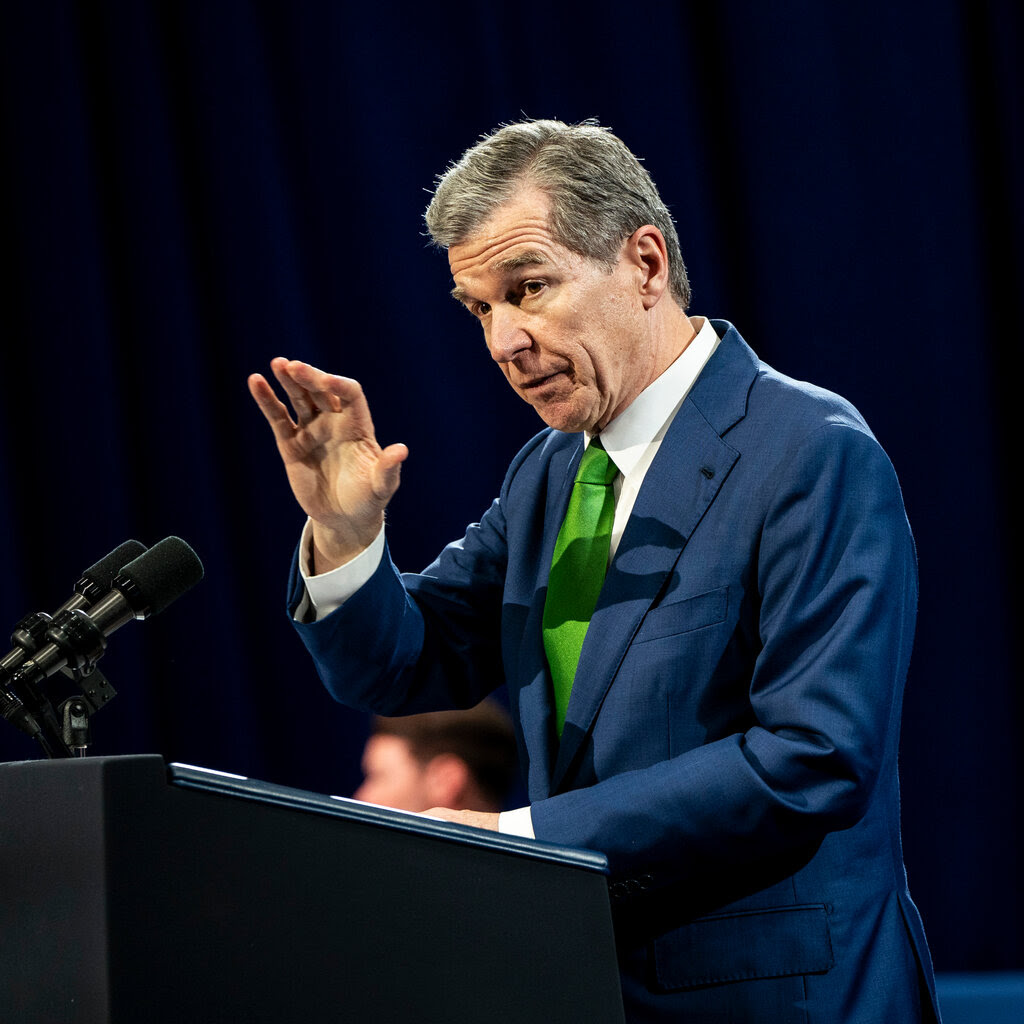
[353, 699, 518, 813]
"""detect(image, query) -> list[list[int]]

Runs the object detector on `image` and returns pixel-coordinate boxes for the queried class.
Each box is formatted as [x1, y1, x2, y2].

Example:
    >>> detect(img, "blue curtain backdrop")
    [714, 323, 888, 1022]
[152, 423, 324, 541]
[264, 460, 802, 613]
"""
[1, 0, 1020, 971]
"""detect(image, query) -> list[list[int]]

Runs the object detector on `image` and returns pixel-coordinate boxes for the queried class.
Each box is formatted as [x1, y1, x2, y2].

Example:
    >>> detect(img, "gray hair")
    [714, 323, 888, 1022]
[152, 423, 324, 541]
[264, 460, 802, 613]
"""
[425, 119, 691, 308]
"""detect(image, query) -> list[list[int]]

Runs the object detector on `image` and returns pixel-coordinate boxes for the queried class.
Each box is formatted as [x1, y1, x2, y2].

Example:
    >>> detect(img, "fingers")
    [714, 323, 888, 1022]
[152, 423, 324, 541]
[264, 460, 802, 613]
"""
[269, 358, 327, 424]
[250, 360, 402, 470]
[418, 808, 500, 831]
[251, 358, 365, 427]
[279, 359, 365, 418]
[247, 372, 297, 440]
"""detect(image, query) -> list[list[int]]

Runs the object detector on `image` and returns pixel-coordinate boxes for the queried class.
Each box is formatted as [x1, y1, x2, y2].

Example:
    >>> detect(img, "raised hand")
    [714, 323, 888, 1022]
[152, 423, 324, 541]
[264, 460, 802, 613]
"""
[248, 358, 408, 573]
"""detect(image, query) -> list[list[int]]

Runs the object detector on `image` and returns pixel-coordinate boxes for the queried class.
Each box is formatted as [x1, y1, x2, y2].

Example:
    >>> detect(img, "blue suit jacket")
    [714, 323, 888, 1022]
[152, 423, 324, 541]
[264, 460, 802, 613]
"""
[292, 322, 940, 1022]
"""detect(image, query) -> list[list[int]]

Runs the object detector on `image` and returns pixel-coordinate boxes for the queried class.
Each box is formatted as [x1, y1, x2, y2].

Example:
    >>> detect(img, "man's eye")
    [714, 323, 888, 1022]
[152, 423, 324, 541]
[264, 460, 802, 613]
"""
[523, 281, 544, 296]
[475, 302, 491, 318]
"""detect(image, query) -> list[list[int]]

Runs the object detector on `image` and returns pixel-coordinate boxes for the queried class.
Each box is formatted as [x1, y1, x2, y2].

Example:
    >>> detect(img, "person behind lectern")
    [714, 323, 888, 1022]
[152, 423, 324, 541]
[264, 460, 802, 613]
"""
[248, 118, 941, 1023]
[353, 699, 517, 814]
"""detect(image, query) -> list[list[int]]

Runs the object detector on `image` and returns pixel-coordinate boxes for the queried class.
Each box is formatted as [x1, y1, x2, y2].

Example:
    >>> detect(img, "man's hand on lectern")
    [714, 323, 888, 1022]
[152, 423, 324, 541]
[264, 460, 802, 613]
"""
[421, 808, 500, 831]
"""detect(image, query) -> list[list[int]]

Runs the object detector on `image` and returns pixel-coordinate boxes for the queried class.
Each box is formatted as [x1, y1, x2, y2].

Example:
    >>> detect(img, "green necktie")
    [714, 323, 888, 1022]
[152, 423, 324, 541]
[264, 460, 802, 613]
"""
[542, 440, 618, 735]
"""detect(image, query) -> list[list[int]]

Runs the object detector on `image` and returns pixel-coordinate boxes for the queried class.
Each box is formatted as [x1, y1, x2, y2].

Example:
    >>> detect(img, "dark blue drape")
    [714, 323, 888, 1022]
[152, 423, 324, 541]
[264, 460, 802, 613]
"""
[2, 1, 1021, 971]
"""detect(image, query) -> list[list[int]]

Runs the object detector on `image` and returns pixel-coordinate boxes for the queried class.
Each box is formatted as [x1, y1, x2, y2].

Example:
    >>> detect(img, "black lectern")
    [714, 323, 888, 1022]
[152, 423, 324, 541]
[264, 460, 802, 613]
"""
[0, 756, 625, 1023]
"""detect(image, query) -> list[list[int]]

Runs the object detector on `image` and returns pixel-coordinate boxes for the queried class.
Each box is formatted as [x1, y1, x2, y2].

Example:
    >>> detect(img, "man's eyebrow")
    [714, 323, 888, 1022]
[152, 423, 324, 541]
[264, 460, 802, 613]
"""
[492, 250, 550, 274]
[450, 251, 551, 305]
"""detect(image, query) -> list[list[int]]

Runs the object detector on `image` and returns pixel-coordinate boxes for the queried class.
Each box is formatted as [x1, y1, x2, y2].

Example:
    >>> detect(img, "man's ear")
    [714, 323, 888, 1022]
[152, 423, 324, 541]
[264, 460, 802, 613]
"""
[626, 224, 670, 310]
[423, 753, 473, 809]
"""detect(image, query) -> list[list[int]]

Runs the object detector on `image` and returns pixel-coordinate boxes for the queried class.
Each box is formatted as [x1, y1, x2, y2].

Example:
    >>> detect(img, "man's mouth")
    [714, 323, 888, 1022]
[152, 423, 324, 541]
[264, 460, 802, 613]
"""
[519, 371, 565, 390]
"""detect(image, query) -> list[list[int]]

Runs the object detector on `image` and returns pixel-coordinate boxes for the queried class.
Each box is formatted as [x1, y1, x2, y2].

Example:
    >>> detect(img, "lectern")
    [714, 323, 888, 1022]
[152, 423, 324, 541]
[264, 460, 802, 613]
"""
[0, 755, 625, 1023]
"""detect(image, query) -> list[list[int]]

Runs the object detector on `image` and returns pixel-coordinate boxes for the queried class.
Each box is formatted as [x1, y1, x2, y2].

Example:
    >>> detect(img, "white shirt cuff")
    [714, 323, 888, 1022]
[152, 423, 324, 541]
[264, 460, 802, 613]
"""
[296, 519, 387, 622]
[497, 806, 535, 839]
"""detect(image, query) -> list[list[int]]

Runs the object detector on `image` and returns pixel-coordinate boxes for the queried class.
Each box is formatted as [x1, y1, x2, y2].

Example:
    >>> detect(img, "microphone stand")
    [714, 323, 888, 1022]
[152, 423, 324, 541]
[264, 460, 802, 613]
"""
[60, 696, 92, 756]
[2, 617, 119, 759]
[55, 669, 117, 757]
[2, 535, 203, 757]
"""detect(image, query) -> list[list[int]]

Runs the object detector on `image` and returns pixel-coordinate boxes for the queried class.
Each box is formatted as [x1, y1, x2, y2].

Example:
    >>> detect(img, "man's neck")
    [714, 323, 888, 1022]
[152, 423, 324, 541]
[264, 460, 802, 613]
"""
[650, 306, 700, 380]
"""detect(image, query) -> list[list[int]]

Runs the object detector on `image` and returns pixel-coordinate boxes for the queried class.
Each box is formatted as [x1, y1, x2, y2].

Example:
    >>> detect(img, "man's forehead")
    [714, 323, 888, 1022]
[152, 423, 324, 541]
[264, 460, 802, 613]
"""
[448, 184, 554, 259]
[449, 215, 552, 267]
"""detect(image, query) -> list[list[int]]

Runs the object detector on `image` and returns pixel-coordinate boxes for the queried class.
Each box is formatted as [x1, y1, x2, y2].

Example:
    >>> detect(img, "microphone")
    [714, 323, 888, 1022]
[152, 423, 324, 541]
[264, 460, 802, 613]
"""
[1, 539, 148, 682]
[57, 538, 151, 616]
[7, 536, 204, 691]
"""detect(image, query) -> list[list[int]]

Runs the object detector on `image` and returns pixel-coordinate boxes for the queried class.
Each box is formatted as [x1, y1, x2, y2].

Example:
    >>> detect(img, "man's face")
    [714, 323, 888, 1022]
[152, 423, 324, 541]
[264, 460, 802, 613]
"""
[449, 187, 652, 433]
[352, 734, 432, 812]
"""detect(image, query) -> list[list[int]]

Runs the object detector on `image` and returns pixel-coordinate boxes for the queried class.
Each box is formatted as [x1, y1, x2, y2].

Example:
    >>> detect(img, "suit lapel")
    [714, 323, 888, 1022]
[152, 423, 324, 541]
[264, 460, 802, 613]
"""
[550, 324, 756, 792]
[513, 437, 582, 800]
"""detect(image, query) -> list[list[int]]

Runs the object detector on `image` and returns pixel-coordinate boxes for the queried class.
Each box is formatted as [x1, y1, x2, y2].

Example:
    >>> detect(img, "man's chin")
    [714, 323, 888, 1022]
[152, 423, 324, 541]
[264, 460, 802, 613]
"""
[531, 402, 595, 434]
[514, 379, 597, 433]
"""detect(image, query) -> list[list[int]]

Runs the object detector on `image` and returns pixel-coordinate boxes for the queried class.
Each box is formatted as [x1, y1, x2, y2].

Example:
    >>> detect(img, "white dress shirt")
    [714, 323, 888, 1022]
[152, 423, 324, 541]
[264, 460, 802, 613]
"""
[299, 317, 721, 837]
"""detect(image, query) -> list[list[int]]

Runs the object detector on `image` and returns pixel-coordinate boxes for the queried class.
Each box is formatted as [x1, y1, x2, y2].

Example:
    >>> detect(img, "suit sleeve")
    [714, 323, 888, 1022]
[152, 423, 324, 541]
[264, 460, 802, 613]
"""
[529, 421, 917, 888]
[288, 434, 552, 716]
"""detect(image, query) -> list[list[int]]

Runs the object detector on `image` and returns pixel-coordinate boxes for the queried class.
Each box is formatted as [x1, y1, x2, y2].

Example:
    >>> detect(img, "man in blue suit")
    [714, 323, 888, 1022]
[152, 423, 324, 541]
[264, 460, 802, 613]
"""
[249, 120, 940, 1022]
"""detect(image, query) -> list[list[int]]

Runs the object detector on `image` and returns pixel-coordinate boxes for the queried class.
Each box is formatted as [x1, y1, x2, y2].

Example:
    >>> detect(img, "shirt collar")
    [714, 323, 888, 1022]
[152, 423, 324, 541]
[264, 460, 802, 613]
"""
[587, 317, 721, 478]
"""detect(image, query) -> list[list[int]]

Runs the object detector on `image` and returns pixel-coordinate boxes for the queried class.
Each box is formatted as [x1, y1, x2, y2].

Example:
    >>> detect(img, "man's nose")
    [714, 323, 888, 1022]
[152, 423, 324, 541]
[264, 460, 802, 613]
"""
[487, 305, 532, 363]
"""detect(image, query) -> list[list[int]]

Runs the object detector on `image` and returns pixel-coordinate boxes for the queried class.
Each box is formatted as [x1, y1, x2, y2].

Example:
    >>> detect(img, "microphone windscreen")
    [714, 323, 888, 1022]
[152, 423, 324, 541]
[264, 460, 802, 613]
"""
[76, 540, 148, 601]
[117, 536, 205, 617]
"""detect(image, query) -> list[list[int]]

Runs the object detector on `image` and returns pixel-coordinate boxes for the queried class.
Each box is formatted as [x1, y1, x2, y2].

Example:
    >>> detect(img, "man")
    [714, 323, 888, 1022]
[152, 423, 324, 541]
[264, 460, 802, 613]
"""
[249, 120, 940, 1021]
[353, 700, 518, 814]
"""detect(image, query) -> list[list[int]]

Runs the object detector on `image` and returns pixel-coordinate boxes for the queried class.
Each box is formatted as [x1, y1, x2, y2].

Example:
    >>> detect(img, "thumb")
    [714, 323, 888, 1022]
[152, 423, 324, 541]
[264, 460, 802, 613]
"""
[373, 442, 409, 501]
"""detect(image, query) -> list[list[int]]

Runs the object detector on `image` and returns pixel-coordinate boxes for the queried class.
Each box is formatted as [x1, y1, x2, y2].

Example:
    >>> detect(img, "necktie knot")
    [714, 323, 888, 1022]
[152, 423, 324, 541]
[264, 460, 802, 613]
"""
[576, 440, 618, 486]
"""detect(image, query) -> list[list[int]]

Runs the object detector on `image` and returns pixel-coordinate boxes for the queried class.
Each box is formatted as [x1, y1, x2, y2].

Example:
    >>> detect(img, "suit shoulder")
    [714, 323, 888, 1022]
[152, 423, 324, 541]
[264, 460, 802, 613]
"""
[749, 362, 875, 442]
[741, 365, 907, 520]
[698, 323, 872, 445]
